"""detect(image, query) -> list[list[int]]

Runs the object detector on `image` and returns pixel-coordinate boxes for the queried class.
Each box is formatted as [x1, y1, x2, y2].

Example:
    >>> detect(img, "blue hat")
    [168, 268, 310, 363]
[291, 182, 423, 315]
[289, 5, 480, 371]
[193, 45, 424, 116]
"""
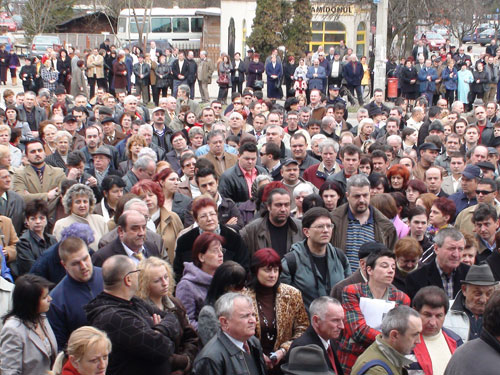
[462, 164, 482, 179]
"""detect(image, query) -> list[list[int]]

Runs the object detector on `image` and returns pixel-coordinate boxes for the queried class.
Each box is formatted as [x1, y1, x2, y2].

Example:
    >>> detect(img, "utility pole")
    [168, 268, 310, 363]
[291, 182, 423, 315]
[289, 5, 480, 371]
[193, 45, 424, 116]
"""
[373, 0, 388, 95]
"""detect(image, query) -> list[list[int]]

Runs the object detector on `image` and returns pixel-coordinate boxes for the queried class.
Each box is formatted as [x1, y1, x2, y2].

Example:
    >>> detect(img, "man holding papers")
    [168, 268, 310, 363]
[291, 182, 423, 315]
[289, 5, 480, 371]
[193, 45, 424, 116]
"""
[337, 249, 410, 375]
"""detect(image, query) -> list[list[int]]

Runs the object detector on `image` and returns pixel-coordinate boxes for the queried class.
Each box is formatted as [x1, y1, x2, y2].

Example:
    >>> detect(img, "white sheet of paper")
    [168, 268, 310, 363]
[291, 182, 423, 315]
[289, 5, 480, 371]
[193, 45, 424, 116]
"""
[359, 297, 396, 330]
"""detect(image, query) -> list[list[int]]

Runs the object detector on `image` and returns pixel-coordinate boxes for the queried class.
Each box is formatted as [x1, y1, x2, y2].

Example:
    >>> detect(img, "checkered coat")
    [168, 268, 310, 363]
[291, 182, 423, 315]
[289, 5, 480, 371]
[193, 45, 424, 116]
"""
[337, 282, 410, 375]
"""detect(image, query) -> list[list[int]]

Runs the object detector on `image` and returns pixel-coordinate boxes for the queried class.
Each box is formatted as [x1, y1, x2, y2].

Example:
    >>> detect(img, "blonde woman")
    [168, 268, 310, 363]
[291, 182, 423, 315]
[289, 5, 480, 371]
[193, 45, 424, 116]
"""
[0, 125, 21, 167]
[61, 326, 111, 375]
[118, 134, 147, 174]
[40, 123, 58, 155]
[137, 257, 199, 374]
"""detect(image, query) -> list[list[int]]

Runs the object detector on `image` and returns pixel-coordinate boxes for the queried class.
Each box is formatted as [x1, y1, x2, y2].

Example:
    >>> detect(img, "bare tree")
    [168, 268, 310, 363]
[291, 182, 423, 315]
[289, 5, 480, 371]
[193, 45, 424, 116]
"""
[442, 1, 487, 45]
[21, 0, 75, 43]
[386, 0, 437, 58]
[130, 0, 154, 52]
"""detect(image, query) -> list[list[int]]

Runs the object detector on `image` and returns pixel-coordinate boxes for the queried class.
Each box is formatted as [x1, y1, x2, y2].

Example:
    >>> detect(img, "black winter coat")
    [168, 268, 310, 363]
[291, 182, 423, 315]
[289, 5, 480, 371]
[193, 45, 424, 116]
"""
[400, 66, 419, 95]
[218, 164, 267, 204]
[471, 70, 489, 93]
[15, 230, 57, 276]
[85, 292, 180, 375]
[173, 225, 249, 282]
[155, 63, 171, 88]
[143, 296, 200, 373]
[246, 61, 264, 88]
[57, 57, 71, 84]
[192, 330, 266, 375]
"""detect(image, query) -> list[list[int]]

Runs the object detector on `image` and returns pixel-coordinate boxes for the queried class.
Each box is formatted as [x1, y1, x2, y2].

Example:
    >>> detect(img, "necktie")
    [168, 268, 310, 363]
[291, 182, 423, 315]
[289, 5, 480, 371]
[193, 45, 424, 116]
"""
[0, 197, 6, 213]
[327, 344, 338, 374]
[133, 252, 144, 261]
[36, 169, 43, 185]
[243, 341, 251, 355]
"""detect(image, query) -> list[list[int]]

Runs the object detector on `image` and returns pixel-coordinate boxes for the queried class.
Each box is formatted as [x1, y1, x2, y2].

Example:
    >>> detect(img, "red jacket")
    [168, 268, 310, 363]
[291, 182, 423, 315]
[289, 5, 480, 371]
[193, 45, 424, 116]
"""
[303, 162, 341, 189]
[410, 327, 463, 375]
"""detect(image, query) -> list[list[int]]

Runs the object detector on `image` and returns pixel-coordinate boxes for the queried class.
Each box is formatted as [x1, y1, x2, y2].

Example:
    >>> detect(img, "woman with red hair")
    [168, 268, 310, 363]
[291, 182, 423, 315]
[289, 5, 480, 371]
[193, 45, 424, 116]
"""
[387, 164, 410, 193]
[244, 248, 309, 371]
[131, 180, 183, 262]
[153, 167, 192, 226]
[173, 195, 249, 283]
[176, 232, 224, 329]
[426, 197, 456, 241]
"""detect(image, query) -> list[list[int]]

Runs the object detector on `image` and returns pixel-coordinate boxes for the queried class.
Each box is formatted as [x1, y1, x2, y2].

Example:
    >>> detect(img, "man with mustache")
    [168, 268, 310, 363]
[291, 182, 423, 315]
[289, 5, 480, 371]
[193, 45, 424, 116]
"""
[330, 174, 397, 271]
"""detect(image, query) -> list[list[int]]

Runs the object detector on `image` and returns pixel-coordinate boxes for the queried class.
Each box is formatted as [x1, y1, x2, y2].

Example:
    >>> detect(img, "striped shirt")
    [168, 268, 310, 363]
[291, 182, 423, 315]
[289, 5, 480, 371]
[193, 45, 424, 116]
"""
[345, 206, 375, 271]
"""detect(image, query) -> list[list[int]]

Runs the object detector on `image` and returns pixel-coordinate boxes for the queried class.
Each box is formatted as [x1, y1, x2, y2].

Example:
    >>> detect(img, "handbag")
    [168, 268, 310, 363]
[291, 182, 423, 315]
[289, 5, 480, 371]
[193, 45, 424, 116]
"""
[217, 73, 229, 86]
[254, 80, 264, 90]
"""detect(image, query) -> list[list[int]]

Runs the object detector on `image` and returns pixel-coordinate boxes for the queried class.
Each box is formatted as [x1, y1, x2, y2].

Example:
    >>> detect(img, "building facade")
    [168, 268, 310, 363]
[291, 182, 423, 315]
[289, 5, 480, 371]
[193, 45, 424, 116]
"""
[220, 0, 371, 56]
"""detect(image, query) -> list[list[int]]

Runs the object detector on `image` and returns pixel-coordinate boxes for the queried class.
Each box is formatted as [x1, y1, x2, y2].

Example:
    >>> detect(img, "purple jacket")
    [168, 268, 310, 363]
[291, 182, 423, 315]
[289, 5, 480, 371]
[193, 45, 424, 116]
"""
[175, 262, 212, 329]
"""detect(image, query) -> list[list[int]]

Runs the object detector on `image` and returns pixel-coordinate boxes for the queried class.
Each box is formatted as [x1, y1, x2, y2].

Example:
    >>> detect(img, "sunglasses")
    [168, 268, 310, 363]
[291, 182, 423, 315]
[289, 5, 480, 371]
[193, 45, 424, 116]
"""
[476, 190, 494, 195]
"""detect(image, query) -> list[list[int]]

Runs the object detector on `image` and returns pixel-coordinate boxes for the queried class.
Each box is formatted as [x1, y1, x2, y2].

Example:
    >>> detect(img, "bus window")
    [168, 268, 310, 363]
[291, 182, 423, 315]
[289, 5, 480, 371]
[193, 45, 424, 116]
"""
[118, 17, 127, 33]
[152, 17, 172, 33]
[173, 17, 189, 33]
[130, 19, 150, 34]
[191, 18, 203, 33]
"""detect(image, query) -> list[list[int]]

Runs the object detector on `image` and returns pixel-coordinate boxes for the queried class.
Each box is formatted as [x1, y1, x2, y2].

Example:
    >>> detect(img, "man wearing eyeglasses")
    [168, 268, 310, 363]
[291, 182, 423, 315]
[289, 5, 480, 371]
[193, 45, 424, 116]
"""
[455, 178, 500, 238]
[210, 100, 228, 125]
[280, 207, 351, 311]
[86, 254, 181, 375]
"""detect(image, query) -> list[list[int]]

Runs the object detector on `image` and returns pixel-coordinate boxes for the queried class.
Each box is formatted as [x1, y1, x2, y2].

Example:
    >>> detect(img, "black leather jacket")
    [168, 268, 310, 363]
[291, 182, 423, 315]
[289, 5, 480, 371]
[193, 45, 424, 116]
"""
[192, 330, 266, 375]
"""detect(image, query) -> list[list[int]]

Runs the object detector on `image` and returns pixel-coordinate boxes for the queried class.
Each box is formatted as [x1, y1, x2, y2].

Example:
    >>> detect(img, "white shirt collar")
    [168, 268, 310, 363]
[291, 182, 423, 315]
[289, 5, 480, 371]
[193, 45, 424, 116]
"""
[317, 334, 330, 351]
[223, 332, 245, 352]
[121, 241, 144, 264]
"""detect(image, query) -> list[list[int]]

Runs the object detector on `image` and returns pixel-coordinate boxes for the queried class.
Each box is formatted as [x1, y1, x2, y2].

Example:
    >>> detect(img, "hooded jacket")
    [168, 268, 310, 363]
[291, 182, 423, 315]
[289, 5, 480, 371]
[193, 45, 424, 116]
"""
[175, 262, 213, 329]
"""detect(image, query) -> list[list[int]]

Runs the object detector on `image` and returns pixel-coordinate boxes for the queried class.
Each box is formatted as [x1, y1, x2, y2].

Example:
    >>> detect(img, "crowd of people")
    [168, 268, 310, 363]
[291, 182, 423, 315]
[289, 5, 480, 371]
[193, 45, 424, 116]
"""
[0, 37, 500, 375]
[390, 38, 500, 111]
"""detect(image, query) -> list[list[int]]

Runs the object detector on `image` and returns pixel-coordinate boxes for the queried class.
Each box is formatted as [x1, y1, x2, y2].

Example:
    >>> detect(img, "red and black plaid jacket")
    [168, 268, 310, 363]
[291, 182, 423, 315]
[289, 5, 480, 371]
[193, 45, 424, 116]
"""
[337, 282, 410, 375]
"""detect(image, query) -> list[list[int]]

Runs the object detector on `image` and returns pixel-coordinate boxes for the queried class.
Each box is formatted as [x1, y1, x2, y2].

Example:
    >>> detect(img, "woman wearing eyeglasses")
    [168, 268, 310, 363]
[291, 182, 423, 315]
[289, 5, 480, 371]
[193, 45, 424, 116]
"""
[173, 196, 249, 283]
[175, 232, 224, 329]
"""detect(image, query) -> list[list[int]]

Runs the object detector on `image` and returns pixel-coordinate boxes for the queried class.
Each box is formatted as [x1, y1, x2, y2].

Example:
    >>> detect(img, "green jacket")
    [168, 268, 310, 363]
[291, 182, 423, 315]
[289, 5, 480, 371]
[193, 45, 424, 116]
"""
[351, 335, 412, 375]
[280, 239, 351, 311]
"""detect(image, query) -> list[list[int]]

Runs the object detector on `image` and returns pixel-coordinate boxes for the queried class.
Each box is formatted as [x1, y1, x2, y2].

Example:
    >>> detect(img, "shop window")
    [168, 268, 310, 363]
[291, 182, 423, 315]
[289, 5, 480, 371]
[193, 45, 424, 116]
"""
[242, 19, 247, 53]
[309, 21, 346, 52]
[356, 22, 366, 57]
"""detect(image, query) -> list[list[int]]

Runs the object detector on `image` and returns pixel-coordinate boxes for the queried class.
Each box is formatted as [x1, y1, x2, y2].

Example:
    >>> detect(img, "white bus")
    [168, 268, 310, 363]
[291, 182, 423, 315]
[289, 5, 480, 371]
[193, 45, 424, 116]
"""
[117, 7, 218, 49]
